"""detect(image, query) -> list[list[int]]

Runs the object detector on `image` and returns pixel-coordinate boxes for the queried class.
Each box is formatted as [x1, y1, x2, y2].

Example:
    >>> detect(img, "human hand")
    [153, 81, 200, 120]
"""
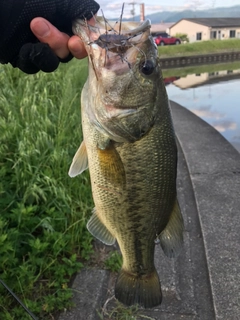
[0, 0, 99, 74]
[30, 17, 95, 61]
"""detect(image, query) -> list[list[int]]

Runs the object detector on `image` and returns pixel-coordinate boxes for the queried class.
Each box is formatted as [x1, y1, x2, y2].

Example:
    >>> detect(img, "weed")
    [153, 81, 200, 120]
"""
[97, 297, 156, 320]
[104, 251, 122, 273]
[0, 59, 94, 319]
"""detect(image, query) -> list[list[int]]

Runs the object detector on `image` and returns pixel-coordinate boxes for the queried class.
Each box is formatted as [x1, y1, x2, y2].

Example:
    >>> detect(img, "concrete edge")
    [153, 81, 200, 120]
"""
[170, 100, 240, 320]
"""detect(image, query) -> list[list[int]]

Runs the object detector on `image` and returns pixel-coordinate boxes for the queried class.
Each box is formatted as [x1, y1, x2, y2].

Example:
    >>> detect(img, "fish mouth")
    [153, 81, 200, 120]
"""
[72, 18, 151, 45]
[73, 17, 152, 78]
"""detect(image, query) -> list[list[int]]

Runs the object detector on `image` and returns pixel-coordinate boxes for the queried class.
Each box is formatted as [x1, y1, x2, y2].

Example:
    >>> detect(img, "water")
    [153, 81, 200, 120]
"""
[165, 67, 240, 153]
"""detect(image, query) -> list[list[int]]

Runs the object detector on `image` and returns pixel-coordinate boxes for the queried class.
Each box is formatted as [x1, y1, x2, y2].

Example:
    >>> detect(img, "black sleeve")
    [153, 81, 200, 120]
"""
[0, 0, 100, 73]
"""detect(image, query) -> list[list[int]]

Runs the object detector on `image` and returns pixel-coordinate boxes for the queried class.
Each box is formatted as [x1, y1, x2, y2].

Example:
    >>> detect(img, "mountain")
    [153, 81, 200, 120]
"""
[125, 5, 240, 24]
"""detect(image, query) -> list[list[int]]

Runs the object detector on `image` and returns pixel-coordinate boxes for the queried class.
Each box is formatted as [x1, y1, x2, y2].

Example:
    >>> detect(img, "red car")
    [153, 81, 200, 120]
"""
[154, 33, 181, 46]
[164, 76, 180, 85]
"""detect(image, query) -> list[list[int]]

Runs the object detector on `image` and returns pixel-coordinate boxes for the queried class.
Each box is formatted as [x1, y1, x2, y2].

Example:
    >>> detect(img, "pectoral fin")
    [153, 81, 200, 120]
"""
[68, 141, 88, 177]
[159, 199, 184, 258]
[87, 208, 116, 245]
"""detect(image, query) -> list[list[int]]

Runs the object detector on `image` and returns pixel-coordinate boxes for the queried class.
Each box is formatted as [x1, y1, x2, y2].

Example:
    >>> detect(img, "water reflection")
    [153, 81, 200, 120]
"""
[164, 64, 240, 153]
[171, 69, 240, 89]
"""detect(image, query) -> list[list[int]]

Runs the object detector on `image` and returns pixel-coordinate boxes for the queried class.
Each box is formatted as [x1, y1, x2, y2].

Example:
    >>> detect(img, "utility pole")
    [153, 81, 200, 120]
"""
[140, 3, 145, 22]
[129, 1, 136, 21]
[125, 1, 144, 21]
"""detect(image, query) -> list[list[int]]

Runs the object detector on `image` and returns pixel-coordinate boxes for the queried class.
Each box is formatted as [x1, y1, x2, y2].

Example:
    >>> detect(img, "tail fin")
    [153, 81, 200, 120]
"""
[115, 268, 162, 308]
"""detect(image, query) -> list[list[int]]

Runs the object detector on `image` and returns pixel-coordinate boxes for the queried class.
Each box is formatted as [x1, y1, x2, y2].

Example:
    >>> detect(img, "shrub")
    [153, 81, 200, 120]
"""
[174, 33, 189, 43]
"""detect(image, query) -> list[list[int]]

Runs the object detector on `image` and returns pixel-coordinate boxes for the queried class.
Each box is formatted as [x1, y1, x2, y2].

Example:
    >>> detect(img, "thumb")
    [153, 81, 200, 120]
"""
[30, 17, 70, 59]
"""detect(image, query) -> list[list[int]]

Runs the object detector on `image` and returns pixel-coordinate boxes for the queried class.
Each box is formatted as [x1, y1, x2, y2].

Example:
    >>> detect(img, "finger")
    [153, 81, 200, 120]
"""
[68, 16, 96, 59]
[68, 36, 87, 59]
[88, 16, 96, 27]
[30, 17, 70, 59]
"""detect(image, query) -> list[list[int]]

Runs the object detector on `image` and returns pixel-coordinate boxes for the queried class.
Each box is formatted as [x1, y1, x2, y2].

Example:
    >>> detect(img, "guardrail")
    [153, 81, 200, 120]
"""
[160, 51, 240, 69]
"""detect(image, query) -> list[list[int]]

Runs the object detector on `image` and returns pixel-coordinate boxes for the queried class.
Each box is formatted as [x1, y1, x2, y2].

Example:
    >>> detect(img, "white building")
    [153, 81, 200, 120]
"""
[169, 18, 240, 43]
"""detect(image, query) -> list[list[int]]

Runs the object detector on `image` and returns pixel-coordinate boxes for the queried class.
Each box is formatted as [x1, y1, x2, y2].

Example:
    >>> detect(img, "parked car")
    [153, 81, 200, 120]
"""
[163, 76, 180, 86]
[154, 33, 181, 46]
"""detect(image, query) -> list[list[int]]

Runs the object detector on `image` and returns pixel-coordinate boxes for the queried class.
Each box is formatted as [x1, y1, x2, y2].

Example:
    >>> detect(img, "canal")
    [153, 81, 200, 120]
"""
[163, 62, 240, 153]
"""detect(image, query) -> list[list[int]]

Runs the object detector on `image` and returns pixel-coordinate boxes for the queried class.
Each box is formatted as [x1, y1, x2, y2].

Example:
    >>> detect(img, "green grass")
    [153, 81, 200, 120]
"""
[0, 59, 94, 319]
[162, 61, 240, 78]
[104, 251, 122, 273]
[158, 39, 240, 58]
[97, 298, 156, 320]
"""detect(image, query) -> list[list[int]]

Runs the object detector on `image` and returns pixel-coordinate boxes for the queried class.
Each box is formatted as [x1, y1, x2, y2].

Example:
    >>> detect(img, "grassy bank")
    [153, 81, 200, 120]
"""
[162, 61, 240, 78]
[158, 39, 240, 58]
[0, 59, 93, 319]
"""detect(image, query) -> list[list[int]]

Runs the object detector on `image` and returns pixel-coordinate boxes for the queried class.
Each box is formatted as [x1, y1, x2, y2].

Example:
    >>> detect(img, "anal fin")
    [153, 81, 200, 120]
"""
[68, 141, 88, 177]
[159, 199, 184, 258]
[87, 208, 116, 246]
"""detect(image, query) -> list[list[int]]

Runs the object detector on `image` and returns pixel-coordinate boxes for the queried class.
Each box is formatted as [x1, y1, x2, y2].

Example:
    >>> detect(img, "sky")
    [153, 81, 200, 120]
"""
[96, 0, 240, 19]
[166, 78, 240, 153]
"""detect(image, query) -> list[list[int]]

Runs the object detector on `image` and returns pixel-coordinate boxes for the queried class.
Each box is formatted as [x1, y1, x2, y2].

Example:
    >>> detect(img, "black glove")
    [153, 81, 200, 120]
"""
[0, 0, 99, 74]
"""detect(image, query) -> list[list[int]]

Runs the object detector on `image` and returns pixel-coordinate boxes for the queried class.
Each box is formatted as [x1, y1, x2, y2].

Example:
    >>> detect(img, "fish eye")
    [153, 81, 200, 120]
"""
[140, 60, 155, 75]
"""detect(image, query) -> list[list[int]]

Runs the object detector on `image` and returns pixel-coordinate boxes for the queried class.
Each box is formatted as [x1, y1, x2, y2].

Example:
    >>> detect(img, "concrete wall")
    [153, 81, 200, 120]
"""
[170, 19, 240, 43]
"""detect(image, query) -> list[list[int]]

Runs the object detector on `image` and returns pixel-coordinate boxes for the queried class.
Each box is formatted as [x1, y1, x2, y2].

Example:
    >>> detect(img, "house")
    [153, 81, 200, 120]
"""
[169, 18, 240, 43]
[151, 22, 174, 36]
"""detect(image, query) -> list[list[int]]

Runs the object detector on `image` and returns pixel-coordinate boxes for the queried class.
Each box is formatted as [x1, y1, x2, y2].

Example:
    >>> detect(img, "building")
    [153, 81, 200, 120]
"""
[169, 18, 240, 43]
[151, 23, 174, 36]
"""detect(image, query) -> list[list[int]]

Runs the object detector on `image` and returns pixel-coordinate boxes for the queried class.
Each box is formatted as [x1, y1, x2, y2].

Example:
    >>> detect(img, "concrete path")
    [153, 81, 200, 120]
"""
[59, 101, 240, 320]
[171, 101, 240, 320]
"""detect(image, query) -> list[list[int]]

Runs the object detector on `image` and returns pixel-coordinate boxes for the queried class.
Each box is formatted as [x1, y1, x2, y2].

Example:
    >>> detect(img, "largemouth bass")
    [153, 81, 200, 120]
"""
[69, 16, 184, 308]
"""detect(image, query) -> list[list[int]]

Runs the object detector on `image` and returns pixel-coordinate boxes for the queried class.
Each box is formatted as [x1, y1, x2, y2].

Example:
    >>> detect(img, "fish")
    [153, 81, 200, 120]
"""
[69, 14, 184, 308]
